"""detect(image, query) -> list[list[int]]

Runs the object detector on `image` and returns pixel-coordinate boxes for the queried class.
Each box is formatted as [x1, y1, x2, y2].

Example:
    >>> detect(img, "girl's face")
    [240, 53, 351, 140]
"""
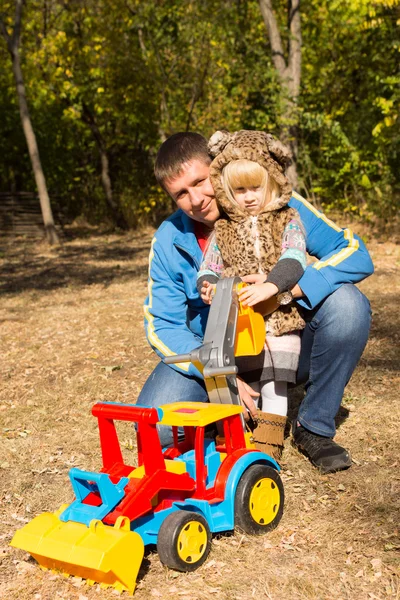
[232, 185, 265, 215]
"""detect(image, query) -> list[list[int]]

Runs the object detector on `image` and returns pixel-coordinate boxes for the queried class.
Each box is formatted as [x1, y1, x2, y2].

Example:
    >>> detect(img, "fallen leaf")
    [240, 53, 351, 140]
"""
[169, 571, 180, 578]
[370, 558, 382, 571]
[101, 365, 122, 373]
[355, 569, 364, 577]
[384, 543, 400, 551]
[203, 560, 217, 569]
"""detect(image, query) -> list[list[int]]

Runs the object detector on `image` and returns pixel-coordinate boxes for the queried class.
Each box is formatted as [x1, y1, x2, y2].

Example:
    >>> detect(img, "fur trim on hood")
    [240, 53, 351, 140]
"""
[208, 129, 292, 221]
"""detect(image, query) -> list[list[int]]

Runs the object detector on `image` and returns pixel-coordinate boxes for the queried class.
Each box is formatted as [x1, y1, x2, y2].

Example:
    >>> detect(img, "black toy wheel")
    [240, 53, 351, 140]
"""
[234, 464, 284, 535]
[157, 511, 211, 572]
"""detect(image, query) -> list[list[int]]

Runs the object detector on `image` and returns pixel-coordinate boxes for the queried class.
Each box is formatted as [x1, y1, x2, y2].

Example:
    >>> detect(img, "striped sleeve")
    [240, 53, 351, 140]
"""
[196, 231, 224, 294]
[143, 236, 203, 376]
[289, 192, 374, 309]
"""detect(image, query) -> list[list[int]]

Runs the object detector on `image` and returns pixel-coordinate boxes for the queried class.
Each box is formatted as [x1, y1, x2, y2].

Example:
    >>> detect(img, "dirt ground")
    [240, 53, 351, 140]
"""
[0, 222, 399, 600]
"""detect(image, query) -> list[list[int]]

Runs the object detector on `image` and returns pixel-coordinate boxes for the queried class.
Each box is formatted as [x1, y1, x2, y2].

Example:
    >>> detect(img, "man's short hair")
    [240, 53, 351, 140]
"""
[155, 132, 210, 189]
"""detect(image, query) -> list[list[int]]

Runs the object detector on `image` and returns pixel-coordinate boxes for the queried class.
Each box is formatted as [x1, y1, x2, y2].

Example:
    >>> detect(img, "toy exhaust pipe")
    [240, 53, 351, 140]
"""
[165, 354, 238, 377]
[164, 353, 192, 364]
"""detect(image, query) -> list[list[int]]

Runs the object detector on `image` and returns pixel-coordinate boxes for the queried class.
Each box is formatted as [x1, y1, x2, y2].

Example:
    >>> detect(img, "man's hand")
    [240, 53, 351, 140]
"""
[237, 377, 259, 418]
[238, 282, 279, 307]
[200, 281, 216, 304]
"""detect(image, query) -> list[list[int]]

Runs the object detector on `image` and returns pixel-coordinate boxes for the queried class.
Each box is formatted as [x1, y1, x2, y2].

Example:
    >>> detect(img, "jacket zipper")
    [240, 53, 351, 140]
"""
[250, 216, 263, 273]
[250, 217, 272, 334]
[174, 243, 200, 270]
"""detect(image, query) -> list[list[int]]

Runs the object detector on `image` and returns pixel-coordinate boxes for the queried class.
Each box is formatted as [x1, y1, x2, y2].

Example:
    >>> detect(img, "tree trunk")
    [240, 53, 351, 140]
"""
[1, 1, 59, 244]
[81, 103, 129, 229]
[11, 51, 59, 243]
[258, 0, 302, 189]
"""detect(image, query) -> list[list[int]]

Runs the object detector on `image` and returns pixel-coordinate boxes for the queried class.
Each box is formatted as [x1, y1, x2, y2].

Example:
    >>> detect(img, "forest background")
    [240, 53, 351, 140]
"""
[0, 0, 399, 239]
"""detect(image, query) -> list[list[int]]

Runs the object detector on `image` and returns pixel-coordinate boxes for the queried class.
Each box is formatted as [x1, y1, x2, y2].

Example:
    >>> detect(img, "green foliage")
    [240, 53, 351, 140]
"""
[0, 0, 398, 225]
[298, 0, 400, 219]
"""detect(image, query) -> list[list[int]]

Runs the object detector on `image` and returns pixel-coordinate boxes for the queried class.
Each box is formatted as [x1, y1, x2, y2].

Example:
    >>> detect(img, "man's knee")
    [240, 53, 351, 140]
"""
[314, 284, 371, 342]
[137, 361, 208, 408]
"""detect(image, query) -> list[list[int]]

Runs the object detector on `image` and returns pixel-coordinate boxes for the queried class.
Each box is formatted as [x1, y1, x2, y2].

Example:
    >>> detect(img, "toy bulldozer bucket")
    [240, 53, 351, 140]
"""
[234, 282, 265, 357]
[10, 510, 144, 594]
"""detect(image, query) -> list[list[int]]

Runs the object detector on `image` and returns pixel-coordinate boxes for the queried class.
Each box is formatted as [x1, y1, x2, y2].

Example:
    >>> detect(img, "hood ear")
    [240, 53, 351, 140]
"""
[265, 133, 292, 166]
[208, 130, 232, 157]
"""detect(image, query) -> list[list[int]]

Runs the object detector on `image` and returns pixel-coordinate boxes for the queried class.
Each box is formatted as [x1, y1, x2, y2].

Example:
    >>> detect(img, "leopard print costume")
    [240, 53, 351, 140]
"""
[208, 129, 305, 336]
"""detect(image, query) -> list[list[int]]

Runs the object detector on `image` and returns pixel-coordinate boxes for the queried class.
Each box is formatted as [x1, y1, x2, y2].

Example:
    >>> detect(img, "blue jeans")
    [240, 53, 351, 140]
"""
[137, 284, 371, 443]
[296, 283, 371, 437]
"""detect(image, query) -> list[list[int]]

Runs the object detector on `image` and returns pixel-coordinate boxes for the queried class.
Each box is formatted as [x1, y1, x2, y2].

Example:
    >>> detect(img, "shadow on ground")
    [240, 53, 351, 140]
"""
[0, 229, 152, 295]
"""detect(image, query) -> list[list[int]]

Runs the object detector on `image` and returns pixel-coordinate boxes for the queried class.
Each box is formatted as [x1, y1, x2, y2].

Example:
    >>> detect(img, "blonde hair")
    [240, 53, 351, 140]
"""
[222, 159, 280, 211]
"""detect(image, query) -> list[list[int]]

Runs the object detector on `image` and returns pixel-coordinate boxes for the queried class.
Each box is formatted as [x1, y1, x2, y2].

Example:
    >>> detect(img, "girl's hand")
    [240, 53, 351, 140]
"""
[238, 282, 279, 307]
[200, 281, 216, 305]
[241, 273, 266, 285]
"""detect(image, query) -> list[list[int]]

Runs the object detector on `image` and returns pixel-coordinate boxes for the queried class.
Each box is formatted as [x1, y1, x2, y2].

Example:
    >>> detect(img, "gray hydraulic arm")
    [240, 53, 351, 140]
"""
[164, 277, 242, 406]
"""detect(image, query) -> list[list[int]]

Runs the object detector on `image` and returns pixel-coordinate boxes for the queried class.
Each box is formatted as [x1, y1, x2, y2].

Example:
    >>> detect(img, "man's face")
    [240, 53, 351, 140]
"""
[164, 159, 220, 228]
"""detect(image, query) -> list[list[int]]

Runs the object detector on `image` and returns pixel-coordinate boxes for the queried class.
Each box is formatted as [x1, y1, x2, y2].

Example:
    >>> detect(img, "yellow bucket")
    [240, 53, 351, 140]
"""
[235, 283, 265, 357]
[10, 511, 144, 594]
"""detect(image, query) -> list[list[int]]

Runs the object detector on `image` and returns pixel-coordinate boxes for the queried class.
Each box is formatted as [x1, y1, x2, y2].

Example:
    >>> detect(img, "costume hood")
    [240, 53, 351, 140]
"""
[208, 129, 292, 221]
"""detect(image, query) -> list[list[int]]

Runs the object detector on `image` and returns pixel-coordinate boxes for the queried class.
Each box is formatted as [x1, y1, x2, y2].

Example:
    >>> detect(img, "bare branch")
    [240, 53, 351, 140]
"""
[0, 0, 24, 53]
[124, 0, 137, 17]
[288, 0, 302, 98]
[12, 0, 24, 50]
[0, 17, 11, 46]
[186, 53, 210, 131]
[137, 27, 147, 56]
[258, 0, 287, 77]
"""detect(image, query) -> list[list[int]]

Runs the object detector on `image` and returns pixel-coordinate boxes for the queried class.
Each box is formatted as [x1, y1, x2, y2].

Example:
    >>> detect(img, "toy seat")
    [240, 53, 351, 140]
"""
[203, 439, 223, 487]
[179, 439, 223, 488]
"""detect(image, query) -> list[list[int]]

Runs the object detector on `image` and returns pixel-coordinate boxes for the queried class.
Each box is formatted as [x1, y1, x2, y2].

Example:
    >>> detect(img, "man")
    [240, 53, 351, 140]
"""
[138, 132, 373, 474]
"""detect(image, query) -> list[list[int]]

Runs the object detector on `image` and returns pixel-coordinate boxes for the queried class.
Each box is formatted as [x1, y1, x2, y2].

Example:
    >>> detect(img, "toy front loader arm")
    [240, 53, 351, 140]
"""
[164, 277, 242, 406]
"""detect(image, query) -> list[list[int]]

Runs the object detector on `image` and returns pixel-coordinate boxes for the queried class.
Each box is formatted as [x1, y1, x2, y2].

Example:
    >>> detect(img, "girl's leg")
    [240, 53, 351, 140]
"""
[260, 380, 288, 416]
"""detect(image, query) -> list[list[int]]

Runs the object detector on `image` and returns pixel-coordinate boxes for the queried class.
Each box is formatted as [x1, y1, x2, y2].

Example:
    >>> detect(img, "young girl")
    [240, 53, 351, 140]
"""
[197, 129, 307, 460]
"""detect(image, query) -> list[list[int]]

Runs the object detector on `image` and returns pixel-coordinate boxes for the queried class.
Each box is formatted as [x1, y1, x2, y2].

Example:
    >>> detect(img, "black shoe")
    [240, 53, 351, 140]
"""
[292, 422, 352, 474]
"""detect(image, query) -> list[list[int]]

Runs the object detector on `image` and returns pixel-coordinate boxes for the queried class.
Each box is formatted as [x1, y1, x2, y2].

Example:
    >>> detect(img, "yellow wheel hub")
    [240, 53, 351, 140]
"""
[249, 477, 281, 525]
[176, 521, 208, 564]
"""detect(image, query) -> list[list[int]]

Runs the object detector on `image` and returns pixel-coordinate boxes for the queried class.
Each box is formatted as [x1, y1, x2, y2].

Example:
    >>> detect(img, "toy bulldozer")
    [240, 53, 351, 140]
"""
[11, 278, 282, 595]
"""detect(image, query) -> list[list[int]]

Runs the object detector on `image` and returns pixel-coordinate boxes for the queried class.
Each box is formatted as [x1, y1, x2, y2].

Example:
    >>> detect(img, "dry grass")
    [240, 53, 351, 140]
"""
[0, 223, 399, 600]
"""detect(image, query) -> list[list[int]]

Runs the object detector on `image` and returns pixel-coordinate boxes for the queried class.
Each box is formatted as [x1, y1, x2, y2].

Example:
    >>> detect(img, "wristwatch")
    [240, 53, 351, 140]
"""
[276, 290, 293, 305]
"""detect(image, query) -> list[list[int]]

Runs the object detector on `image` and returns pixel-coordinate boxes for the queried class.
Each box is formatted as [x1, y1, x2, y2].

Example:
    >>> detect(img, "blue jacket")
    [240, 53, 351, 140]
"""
[144, 192, 374, 377]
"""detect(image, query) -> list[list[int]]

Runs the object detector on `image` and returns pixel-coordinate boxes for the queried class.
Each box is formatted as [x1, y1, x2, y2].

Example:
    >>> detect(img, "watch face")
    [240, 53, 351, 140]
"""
[278, 291, 293, 305]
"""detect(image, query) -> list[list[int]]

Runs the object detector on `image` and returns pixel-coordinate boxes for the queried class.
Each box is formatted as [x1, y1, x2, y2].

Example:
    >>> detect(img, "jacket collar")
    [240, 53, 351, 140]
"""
[171, 210, 204, 263]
